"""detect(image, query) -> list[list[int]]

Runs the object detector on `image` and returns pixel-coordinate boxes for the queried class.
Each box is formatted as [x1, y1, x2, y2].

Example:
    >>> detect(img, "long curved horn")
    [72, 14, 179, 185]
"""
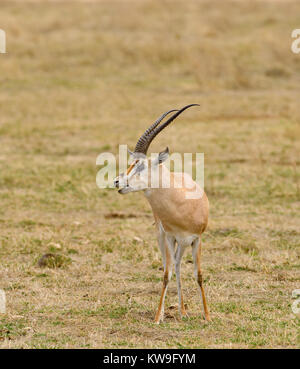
[135, 104, 199, 155]
[134, 109, 178, 154]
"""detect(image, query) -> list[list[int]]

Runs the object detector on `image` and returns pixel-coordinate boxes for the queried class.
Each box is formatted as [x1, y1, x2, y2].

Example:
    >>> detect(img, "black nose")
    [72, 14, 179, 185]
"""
[114, 179, 119, 188]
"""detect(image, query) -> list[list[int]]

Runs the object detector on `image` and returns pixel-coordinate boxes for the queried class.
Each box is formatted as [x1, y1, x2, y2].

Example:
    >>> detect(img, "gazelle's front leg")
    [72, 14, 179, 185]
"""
[192, 237, 211, 321]
[154, 231, 174, 324]
[175, 244, 188, 318]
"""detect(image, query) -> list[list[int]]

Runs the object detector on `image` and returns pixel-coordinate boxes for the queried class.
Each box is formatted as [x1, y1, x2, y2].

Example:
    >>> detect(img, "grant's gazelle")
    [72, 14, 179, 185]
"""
[114, 104, 210, 323]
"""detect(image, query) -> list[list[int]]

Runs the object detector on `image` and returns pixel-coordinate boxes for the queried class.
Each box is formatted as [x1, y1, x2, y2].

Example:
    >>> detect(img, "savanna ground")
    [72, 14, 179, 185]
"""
[0, 0, 299, 348]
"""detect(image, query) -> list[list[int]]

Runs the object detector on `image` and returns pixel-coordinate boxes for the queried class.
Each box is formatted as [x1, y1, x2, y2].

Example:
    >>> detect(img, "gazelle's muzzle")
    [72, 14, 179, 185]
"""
[118, 185, 131, 194]
[114, 174, 131, 194]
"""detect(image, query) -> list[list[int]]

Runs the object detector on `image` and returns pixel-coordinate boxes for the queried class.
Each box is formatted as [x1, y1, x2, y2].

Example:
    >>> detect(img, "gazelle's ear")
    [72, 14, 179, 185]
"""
[159, 147, 169, 163]
[153, 147, 169, 166]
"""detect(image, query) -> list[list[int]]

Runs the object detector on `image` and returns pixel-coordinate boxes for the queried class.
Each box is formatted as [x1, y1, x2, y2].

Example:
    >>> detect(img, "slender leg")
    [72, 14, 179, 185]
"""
[154, 229, 174, 324]
[175, 243, 188, 318]
[192, 238, 211, 321]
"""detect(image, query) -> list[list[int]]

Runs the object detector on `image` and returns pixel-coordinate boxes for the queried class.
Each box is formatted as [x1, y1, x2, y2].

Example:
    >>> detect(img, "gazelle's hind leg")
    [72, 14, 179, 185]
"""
[192, 237, 211, 321]
[175, 244, 188, 318]
[154, 227, 174, 324]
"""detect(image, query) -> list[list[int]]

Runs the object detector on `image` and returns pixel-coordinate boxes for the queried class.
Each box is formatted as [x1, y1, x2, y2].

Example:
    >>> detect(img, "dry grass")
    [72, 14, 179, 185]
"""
[0, 0, 299, 348]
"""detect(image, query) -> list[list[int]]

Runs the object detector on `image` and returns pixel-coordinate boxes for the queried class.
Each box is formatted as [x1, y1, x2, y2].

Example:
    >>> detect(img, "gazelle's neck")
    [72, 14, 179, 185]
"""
[144, 163, 170, 198]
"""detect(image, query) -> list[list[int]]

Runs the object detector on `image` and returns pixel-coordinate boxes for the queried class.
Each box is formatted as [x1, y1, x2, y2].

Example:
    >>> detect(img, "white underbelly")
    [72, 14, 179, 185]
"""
[159, 222, 198, 247]
[174, 234, 198, 247]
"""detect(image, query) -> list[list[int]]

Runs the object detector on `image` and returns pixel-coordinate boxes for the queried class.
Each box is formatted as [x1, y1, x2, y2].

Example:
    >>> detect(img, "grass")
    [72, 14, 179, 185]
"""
[0, 0, 299, 348]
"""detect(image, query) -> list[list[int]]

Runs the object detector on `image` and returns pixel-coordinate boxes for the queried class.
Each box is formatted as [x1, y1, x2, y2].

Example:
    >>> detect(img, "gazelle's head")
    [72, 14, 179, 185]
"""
[114, 104, 199, 195]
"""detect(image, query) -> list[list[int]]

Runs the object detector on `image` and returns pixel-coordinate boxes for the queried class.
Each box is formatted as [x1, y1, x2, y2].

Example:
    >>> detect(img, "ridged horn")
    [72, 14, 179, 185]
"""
[134, 109, 178, 154]
[134, 104, 199, 154]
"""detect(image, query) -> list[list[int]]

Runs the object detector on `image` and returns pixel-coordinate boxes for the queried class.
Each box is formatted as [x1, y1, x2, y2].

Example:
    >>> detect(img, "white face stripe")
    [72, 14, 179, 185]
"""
[126, 159, 146, 178]
[116, 157, 153, 193]
[126, 160, 140, 181]
[126, 161, 137, 175]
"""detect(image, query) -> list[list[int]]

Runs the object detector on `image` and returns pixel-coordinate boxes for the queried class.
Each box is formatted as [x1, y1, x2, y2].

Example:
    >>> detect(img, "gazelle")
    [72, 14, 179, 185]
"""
[113, 104, 210, 323]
